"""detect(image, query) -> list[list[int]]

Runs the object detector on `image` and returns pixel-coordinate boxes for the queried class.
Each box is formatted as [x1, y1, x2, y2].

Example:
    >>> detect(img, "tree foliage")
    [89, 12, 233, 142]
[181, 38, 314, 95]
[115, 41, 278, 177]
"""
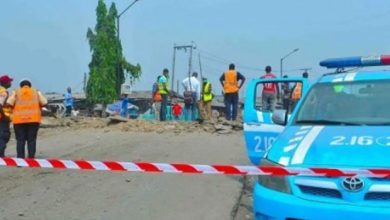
[86, 0, 141, 105]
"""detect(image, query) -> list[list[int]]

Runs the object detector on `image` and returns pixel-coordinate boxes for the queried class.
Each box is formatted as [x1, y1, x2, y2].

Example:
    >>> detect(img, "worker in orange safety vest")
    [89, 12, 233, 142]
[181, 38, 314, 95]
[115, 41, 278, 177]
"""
[220, 64, 246, 121]
[7, 79, 47, 158]
[291, 72, 309, 110]
[152, 75, 162, 120]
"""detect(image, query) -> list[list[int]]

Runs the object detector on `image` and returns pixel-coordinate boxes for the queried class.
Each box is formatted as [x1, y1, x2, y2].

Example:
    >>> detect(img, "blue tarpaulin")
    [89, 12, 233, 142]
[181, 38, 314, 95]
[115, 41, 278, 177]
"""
[106, 101, 139, 118]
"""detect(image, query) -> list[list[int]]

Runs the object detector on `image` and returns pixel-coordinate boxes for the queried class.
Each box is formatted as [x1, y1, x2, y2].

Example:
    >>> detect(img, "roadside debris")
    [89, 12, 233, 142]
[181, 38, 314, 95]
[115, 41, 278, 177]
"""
[39, 116, 243, 134]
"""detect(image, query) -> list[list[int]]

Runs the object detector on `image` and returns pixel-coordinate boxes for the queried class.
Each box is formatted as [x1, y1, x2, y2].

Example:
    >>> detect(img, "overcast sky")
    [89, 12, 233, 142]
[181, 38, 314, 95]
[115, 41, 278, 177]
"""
[1, 0, 390, 94]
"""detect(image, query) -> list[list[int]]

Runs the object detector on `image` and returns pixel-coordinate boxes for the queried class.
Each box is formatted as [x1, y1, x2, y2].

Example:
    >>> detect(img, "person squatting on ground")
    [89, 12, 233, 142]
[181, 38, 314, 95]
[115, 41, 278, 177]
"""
[260, 66, 280, 112]
[7, 79, 47, 159]
[158, 69, 170, 121]
[0, 75, 13, 158]
[182, 72, 201, 121]
[64, 86, 73, 117]
[172, 99, 183, 120]
[220, 64, 246, 121]
[152, 76, 162, 120]
[120, 94, 129, 118]
[200, 77, 213, 121]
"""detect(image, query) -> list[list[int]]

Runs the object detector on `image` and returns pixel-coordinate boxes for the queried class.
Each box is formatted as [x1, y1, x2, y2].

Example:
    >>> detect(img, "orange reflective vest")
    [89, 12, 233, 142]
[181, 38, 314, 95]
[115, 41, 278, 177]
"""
[12, 86, 42, 124]
[0, 86, 12, 120]
[292, 83, 302, 100]
[153, 90, 162, 102]
[223, 70, 239, 93]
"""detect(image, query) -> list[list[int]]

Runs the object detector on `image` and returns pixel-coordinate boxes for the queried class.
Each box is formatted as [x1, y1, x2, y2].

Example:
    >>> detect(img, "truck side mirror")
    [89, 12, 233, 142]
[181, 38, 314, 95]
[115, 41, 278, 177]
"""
[272, 109, 287, 126]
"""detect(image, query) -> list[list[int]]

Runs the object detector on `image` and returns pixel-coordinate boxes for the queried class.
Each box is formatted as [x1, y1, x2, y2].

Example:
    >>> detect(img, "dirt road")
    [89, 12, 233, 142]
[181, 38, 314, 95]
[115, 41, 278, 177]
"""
[0, 123, 253, 220]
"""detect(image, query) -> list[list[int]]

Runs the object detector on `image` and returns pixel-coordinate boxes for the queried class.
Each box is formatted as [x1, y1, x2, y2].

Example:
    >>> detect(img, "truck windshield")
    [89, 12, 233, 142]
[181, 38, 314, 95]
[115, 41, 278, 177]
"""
[295, 80, 390, 125]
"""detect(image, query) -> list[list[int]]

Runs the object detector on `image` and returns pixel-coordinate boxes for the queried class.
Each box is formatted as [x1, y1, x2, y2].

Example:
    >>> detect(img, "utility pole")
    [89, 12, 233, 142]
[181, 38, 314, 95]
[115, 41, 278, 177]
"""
[280, 59, 283, 78]
[188, 43, 194, 80]
[171, 42, 197, 93]
[116, 0, 140, 97]
[83, 72, 87, 93]
[171, 44, 176, 91]
[116, 16, 121, 96]
[198, 53, 203, 81]
[280, 48, 299, 78]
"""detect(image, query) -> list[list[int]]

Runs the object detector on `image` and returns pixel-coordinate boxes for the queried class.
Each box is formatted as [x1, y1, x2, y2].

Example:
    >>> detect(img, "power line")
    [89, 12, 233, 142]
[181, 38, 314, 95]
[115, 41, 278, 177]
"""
[200, 54, 259, 72]
[202, 63, 224, 75]
[199, 50, 232, 63]
[200, 49, 262, 71]
[72, 81, 84, 92]
[200, 53, 304, 74]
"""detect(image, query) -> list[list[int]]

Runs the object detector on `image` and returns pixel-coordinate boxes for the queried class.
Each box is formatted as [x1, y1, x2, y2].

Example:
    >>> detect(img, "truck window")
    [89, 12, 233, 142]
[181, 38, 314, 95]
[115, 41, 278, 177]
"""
[255, 81, 302, 113]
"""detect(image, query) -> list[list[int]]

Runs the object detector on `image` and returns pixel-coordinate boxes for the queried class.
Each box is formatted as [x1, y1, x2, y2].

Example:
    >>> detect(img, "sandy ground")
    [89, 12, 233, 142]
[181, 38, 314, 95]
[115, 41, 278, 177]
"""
[0, 122, 253, 220]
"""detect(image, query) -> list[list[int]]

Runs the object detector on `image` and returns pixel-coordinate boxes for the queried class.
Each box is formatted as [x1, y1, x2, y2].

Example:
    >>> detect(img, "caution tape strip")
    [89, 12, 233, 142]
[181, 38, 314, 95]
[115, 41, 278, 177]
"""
[0, 157, 389, 178]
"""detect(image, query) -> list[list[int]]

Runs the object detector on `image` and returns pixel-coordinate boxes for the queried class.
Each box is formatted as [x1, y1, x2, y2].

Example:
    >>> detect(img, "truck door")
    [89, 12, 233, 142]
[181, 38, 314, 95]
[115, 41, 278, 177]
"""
[243, 78, 309, 165]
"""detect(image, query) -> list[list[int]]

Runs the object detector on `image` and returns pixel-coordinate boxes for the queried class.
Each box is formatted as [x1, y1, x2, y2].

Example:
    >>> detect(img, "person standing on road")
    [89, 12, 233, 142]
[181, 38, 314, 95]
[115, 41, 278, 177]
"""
[152, 76, 162, 120]
[0, 75, 13, 158]
[291, 71, 308, 110]
[201, 77, 213, 121]
[260, 66, 280, 112]
[7, 79, 47, 159]
[220, 64, 246, 121]
[158, 69, 170, 121]
[64, 86, 73, 117]
[182, 72, 200, 121]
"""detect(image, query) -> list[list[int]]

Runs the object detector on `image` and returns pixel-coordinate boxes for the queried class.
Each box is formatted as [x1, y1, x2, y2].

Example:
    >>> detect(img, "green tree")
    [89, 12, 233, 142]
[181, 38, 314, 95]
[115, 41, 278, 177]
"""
[86, 0, 141, 107]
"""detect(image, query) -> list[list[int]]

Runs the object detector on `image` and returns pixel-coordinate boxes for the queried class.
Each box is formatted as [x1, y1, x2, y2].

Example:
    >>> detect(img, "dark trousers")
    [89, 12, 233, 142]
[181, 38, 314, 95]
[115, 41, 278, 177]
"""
[65, 106, 72, 117]
[225, 93, 239, 121]
[282, 98, 289, 110]
[14, 123, 40, 159]
[0, 119, 11, 157]
[184, 92, 198, 121]
[160, 94, 168, 121]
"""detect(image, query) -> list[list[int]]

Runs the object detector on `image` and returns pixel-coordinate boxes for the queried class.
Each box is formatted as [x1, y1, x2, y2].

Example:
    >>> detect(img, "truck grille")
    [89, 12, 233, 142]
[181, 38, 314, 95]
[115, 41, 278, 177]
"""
[365, 192, 390, 201]
[298, 185, 342, 199]
[296, 178, 390, 202]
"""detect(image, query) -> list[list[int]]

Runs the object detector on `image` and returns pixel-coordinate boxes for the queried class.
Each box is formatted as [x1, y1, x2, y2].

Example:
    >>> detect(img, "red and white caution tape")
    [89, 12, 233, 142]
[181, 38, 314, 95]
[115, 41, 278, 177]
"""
[0, 157, 390, 178]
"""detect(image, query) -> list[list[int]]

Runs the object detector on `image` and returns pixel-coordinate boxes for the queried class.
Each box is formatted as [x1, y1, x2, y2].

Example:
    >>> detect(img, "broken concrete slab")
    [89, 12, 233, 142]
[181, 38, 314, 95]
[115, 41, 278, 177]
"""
[108, 116, 129, 123]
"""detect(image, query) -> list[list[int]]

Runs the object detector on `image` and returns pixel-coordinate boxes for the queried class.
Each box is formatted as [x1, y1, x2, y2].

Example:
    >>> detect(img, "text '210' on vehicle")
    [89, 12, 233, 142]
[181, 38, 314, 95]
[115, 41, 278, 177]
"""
[244, 55, 390, 220]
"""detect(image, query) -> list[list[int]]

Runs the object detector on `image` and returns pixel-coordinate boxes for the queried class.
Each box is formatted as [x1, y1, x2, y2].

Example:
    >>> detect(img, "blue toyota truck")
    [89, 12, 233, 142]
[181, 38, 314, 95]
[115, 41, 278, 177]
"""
[244, 55, 390, 219]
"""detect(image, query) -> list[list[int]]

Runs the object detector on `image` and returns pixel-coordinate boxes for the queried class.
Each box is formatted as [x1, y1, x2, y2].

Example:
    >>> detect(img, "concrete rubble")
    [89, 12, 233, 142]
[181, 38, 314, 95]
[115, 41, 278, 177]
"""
[40, 115, 243, 135]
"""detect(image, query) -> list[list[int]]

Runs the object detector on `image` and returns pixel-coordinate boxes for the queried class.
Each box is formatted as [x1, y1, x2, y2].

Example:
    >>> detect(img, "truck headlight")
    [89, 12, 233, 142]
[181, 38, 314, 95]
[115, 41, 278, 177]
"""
[258, 159, 291, 194]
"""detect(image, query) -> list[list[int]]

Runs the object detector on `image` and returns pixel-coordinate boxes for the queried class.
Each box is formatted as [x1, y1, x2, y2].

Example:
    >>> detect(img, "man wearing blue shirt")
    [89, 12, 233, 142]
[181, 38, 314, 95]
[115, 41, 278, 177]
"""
[120, 94, 129, 118]
[64, 87, 73, 117]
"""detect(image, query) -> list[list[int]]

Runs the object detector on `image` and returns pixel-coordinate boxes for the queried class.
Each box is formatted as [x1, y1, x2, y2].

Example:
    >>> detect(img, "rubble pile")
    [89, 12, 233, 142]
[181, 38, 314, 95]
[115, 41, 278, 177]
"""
[41, 117, 107, 129]
[113, 117, 243, 134]
[40, 116, 243, 134]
